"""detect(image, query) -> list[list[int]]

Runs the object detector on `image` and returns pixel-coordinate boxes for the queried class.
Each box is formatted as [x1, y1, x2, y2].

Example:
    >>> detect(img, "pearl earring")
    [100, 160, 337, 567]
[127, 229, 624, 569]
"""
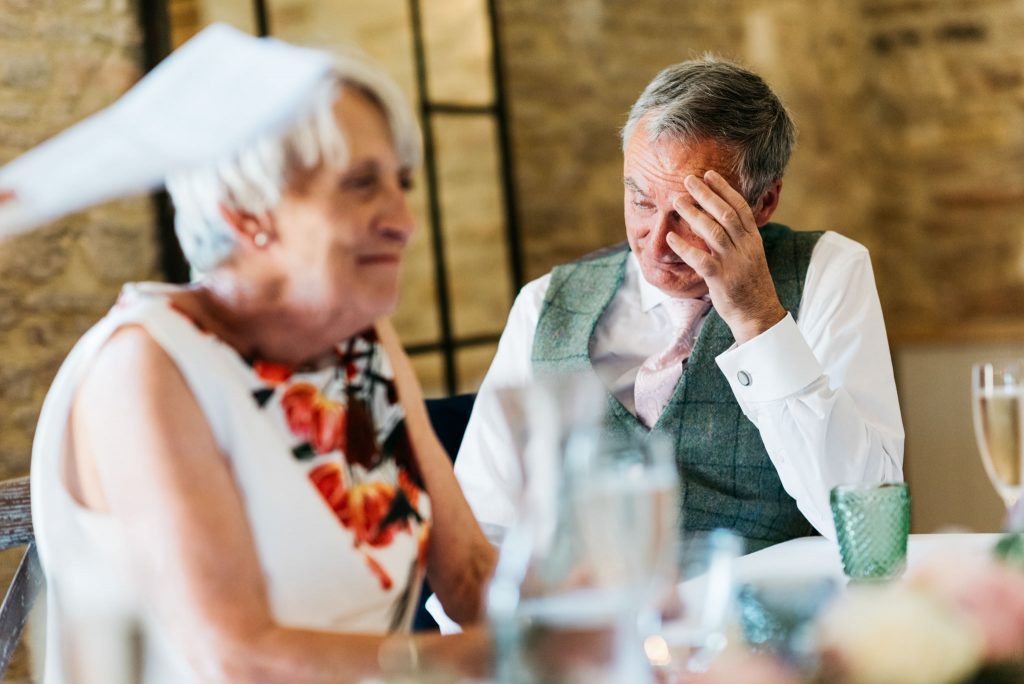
[253, 232, 269, 248]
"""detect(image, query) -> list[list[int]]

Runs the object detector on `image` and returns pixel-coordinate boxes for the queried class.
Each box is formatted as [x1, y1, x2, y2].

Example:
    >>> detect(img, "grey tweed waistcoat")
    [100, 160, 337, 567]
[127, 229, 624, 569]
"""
[530, 223, 822, 551]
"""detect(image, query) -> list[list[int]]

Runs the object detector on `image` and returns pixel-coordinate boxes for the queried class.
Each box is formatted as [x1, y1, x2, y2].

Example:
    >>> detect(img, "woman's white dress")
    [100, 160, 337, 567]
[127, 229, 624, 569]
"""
[31, 283, 431, 682]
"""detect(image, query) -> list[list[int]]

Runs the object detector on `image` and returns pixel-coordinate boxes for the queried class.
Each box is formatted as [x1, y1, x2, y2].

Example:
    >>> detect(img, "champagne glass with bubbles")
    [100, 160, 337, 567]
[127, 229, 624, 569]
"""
[972, 361, 1024, 512]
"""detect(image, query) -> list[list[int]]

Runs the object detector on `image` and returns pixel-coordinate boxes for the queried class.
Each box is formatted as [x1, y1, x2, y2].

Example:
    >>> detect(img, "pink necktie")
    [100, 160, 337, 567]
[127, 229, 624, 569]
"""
[634, 297, 712, 428]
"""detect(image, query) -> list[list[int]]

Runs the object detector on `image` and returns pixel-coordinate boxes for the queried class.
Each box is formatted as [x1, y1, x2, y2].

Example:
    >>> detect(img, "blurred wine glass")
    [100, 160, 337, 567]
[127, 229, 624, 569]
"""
[568, 432, 679, 683]
[972, 361, 1024, 512]
[645, 529, 743, 680]
[486, 377, 680, 683]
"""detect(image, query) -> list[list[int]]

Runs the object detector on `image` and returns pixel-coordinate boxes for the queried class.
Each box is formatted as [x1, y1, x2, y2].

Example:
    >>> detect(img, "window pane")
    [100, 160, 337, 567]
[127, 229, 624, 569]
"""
[267, 0, 419, 99]
[393, 169, 441, 346]
[456, 342, 497, 394]
[410, 351, 446, 399]
[421, 0, 494, 106]
[434, 114, 512, 338]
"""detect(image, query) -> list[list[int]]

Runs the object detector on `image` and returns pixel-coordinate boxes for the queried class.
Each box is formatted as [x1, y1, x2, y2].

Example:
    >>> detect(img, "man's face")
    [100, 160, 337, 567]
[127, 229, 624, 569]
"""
[623, 119, 743, 299]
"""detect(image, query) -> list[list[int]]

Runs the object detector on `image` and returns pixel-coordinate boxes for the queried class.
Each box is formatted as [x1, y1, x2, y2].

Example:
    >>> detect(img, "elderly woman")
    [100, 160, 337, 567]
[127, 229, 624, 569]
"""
[16, 26, 495, 682]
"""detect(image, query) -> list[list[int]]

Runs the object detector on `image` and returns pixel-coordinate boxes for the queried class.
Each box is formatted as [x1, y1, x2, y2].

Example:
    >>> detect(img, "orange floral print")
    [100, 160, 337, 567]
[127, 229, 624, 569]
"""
[398, 468, 420, 509]
[282, 383, 347, 454]
[336, 481, 406, 548]
[308, 469, 412, 549]
[308, 462, 346, 510]
[254, 333, 429, 602]
[364, 552, 393, 591]
[416, 522, 430, 569]
[253, 359, 294, 385]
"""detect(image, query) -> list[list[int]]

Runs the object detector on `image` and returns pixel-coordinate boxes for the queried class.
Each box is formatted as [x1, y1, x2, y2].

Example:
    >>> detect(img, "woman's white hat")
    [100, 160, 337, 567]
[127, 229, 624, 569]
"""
[0, 23, 333, 239]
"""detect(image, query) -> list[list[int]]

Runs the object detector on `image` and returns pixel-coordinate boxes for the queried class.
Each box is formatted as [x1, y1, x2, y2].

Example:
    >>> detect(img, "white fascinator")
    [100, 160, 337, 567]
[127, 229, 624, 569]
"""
[0, 23, 334, 239]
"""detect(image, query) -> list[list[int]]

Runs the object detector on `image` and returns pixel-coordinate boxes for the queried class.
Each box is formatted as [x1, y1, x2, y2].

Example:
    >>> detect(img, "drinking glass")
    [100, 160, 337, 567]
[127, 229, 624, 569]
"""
[972, 362, 1024, 509]
[486, 374, 611, 683]
[486, 375, 679, 683]
[571, 432, 680, 683]
[737, 576, 838, 669]
[645, 529, 743, 679]
[830, 483, 910, 582]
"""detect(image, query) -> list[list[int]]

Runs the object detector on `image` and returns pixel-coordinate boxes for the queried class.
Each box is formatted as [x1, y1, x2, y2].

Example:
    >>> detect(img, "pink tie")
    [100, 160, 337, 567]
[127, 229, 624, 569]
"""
[634, 297, 712, 428]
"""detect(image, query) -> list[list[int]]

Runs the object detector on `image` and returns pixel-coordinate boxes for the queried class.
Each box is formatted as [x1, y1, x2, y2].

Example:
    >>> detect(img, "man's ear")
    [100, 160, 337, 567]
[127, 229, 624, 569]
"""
[219, 204, 276, 248]
[752, 180, 783, 227]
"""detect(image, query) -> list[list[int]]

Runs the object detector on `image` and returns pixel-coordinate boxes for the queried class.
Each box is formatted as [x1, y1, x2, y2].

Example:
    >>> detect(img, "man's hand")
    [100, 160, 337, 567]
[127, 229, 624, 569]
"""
[666, 170, 785, 345]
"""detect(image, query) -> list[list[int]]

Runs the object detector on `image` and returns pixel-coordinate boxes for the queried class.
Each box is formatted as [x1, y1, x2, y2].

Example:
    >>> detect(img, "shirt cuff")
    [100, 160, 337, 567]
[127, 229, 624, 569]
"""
[715, 313, 823, 403]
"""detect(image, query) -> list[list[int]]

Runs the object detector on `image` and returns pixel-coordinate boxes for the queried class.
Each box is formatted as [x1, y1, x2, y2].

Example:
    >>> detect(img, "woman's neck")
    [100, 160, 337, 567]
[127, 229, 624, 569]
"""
[172, 272, 371, 367]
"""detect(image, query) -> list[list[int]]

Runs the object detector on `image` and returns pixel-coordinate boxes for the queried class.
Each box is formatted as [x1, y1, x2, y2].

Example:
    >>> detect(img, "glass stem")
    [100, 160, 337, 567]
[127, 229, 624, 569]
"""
[612, 608, 654, 684]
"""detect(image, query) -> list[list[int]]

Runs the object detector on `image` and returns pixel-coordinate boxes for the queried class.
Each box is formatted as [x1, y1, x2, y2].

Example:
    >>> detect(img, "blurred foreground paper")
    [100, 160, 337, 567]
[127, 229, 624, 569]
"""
[0, 23, 333, 239]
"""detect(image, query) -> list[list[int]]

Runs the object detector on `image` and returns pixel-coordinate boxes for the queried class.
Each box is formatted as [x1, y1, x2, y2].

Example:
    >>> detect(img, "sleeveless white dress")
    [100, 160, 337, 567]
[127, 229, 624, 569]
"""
[31, 283, 431, 683]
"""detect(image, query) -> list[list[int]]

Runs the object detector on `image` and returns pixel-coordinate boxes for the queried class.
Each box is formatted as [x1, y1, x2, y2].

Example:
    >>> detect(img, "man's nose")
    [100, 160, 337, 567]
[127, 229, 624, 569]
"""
[652, 208, 686, 252]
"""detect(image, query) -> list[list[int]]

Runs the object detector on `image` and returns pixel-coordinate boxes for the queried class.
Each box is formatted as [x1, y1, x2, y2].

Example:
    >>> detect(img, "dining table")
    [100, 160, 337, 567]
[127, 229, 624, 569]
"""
[733, 532, 1003, 585]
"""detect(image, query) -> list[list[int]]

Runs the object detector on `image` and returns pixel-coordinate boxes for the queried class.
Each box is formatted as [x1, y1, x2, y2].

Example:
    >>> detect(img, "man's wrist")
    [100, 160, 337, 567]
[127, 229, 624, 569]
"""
[731, 302, 786, 345]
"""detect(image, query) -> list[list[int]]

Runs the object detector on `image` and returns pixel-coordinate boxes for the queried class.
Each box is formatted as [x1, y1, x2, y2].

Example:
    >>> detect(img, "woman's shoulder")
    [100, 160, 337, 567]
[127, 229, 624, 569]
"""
[97, 282, 237, 363]
[62, 282, 249, 430]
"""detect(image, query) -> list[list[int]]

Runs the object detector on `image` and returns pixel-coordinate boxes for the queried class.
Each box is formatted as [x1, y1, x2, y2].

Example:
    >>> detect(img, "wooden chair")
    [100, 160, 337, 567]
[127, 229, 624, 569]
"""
[0, 476, 41, 680]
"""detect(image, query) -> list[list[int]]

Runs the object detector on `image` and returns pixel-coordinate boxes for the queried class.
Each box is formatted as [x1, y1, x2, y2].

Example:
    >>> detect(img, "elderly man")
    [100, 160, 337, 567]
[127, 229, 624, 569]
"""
[456, 57, 903, 554]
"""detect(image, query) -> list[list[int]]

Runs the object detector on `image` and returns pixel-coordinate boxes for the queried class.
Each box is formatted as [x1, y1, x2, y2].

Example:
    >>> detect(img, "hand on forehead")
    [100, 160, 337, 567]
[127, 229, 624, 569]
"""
[624, 126, 743, 205]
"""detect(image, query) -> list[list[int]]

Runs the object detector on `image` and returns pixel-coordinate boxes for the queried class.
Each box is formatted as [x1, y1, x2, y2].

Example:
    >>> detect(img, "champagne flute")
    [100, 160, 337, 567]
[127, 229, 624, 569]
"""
[972, 361, 1024, 510]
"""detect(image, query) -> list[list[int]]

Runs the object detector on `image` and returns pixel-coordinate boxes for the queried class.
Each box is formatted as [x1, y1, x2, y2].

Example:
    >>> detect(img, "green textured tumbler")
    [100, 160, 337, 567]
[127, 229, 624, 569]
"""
[830, 483, 910, 581]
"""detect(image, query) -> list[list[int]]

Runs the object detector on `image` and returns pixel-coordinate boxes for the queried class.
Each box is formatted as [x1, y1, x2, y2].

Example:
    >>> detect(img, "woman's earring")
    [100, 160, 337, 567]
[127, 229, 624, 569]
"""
[253, 232, 269, 248]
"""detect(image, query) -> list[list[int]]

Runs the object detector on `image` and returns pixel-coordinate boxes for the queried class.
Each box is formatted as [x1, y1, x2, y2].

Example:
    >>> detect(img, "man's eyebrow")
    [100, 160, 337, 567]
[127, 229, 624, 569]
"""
[624, 177, 648, 196]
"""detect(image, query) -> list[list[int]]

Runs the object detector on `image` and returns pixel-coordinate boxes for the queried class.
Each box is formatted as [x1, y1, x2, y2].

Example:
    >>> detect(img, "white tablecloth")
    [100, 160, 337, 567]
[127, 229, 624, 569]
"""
[430, 533, 1004, 634]
[734, 533, 1002, 585]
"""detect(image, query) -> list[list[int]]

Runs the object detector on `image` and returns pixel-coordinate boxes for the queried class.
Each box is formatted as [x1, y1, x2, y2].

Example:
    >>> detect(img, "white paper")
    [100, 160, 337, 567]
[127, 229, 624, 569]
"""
[0, 23, 334, 238]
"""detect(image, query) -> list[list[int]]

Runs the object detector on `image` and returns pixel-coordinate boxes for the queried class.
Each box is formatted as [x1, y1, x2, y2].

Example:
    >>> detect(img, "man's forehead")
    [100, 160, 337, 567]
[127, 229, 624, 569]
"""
[624, 131, 738, 192]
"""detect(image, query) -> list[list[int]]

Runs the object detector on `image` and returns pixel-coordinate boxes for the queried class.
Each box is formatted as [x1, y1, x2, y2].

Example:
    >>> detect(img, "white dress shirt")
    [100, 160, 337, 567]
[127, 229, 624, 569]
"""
[454, 231, 905, 542]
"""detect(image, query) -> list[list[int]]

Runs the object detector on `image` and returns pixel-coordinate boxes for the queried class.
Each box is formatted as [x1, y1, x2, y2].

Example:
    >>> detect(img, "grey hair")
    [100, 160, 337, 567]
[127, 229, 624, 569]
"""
[166, 54, 421, 273]
[621, 55, 796, 205]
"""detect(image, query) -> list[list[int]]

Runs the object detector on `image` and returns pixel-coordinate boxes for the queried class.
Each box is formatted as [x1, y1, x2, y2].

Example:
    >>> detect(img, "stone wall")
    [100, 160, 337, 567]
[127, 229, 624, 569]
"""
[496, 0, 1024, 342]
[0, 3, 155, 677]
[0, 0, 157, 484]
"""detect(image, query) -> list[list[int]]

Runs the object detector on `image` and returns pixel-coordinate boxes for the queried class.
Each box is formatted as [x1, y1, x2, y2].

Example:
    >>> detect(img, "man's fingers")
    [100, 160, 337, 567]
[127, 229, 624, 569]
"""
[673, 198, 732, 253]
[703, 170, 757, 234]
[666, 232, 717, 278]
[682, 174, 745, 237]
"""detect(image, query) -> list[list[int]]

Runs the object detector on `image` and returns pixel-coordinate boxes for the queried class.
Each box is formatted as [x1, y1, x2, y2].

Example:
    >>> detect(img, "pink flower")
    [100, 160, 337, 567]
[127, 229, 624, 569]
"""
[912, 553, 1024, 662]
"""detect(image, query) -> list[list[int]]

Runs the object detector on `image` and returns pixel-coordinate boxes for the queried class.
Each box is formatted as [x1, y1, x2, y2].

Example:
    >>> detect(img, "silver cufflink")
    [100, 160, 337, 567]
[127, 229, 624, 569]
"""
[737, 370, 752, 387]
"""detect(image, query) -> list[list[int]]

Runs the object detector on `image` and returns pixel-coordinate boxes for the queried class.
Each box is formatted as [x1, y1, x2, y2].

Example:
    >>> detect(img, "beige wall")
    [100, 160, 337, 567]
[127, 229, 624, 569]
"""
[897, 344, 1013, 533]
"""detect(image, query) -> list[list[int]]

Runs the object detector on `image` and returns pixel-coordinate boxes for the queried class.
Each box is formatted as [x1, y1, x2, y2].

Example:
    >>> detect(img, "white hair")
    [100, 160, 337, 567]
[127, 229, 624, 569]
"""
[166, 54, 421, 273]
